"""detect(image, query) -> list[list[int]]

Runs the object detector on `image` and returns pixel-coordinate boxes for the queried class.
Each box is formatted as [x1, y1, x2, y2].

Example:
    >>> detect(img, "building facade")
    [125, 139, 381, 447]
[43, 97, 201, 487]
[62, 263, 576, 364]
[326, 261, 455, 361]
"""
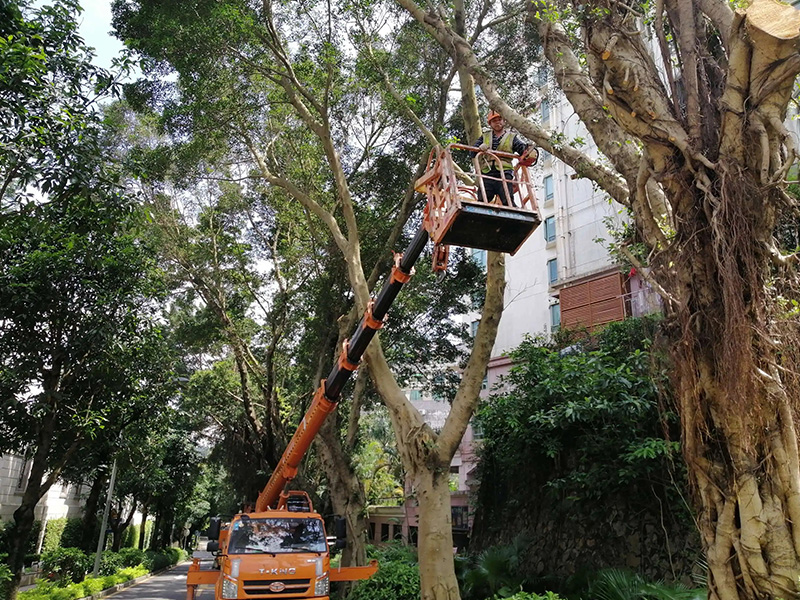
[0, 453, 85, 553]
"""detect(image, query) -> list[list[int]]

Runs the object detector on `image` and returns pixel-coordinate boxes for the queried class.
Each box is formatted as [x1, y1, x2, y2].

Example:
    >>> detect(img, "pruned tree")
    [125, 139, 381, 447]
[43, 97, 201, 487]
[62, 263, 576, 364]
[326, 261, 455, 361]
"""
[392, 0, 800, 598]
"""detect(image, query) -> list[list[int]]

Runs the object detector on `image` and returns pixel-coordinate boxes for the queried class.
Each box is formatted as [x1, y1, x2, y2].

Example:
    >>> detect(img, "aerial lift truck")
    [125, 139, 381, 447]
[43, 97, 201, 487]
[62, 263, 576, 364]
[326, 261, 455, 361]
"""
[186, 143, 540, 600]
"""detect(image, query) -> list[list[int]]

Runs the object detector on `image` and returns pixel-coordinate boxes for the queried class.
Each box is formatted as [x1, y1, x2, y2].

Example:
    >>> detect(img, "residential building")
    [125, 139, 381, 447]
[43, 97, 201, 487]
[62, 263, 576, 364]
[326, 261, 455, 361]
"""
[485, 78, 662, 389]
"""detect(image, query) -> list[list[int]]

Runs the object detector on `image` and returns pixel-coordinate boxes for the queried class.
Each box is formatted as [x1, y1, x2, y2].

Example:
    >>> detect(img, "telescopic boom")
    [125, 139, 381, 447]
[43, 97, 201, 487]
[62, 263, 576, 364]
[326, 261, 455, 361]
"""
[254, 226, 430, 512]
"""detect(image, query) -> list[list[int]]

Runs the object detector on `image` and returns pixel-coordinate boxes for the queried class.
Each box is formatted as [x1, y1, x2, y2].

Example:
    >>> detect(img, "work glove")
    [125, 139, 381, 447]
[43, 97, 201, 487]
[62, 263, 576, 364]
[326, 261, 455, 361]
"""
[479, 143, 489, 151]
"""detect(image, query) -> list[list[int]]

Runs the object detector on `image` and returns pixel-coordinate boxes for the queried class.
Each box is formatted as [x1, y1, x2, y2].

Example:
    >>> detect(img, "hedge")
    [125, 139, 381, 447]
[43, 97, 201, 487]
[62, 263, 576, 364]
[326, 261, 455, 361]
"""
[18, 566, 148, 600]
[121, 521, 152, 549]
[19, 548, 186, 600]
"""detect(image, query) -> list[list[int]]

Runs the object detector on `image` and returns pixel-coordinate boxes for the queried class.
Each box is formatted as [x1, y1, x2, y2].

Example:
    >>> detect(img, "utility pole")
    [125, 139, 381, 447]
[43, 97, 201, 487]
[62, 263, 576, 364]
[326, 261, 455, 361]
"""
[92, 459, 117, 577]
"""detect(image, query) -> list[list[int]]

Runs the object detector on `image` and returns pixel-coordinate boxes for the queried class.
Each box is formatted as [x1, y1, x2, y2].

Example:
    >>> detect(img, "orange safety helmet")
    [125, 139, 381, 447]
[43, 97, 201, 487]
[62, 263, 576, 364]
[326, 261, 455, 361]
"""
[487, 110, 503, 124]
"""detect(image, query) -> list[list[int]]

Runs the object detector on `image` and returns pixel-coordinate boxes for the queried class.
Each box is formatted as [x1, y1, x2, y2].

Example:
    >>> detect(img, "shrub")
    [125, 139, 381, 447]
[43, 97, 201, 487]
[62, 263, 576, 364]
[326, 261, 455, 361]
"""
[119, 566, 147, 580]
[81, 577, 105, 595]
[0, 521, 42, 557]
[587, 568, 705, 600]
[347, 559, 419, 600]
[141, 548, 185, 572]
[366, 542, 417, 564]
[18, 565, 149, 600]
[42, 520, 67, 554]
[59, 520, 83, 550]
[49, 587, 81, 600]
[457, 539, 529, 600]
[501, 593, 565, 600]
[19, 582, 81, 600]
[118, 547, 145, 568]
[145, 551, 170, 572]
[123, 525, 137, 549]
[40, 547, 90, 585]
[99, 552, 122, 577]
[164, 547, 185, 565]
[0, 562, 12, 590]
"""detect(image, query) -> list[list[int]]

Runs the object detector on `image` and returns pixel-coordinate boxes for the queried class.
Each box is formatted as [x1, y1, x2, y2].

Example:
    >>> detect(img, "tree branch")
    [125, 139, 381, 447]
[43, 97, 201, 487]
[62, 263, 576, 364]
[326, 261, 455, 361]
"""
[394, 0, 631, 204]
[437, 252, 505, 460]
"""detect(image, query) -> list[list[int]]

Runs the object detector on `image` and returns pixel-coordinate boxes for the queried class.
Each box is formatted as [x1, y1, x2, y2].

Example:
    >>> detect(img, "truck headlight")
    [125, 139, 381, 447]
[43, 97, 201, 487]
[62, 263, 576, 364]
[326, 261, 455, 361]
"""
[222, 576, 238, 599]
[314, 573, 330, 596]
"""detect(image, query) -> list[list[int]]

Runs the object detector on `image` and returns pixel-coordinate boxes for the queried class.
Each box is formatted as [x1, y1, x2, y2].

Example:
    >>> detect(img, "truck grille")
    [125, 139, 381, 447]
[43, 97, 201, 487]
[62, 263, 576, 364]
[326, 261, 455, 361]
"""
[242, 578, 311, 596]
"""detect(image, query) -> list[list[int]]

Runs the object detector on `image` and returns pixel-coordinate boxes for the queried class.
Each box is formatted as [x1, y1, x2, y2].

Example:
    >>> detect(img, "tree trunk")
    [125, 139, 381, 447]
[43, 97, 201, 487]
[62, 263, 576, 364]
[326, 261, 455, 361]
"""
[6, 394, 58, 600]
[683, 355, 800, 599]
[315, 418, 368, 569]
[111, 499, 137, 551]
[664, 165, 800, 599]
[162, 512, 174, 548]
[364, 252, 506, 600]
[415, 468, 459, 600]
[80, 472, 106, 552]
[5, 502, 36, 600]
[150, 512, 162, 550]
[138, 505, 149, 550]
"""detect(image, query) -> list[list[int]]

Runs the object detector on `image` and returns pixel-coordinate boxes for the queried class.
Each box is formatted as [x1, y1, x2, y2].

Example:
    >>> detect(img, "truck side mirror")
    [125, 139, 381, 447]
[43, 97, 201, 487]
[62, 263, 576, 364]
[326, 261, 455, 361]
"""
[208, 517, 221, 541]
[335, 538, 346, 550]
[207, 540, 220, 553]
[334, 516, 347, 539]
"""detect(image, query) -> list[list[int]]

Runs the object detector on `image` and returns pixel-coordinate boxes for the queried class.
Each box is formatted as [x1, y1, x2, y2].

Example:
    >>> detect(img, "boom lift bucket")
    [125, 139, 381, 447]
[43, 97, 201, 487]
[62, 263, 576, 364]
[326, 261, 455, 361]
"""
[416, 143, 541, 270]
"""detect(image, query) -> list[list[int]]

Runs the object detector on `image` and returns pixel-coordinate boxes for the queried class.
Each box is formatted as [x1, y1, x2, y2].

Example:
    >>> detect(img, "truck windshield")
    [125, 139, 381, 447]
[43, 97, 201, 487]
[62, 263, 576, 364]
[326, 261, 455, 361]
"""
[227, 518, 327, 554]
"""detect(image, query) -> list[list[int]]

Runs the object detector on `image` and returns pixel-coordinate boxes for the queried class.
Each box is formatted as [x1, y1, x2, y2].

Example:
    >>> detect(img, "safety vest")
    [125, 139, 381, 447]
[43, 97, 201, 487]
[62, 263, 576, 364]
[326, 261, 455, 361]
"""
[480, 131, 515, 173]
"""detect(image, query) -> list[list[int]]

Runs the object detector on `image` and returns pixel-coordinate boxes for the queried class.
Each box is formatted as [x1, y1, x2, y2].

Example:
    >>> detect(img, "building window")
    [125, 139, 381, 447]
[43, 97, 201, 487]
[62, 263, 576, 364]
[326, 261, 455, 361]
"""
[481, 375, 488, 390]
[472, 420, 484, 439]
[537, 65, 548, 87]
[540, 149, 551, 163]
[470, 248, 487, 269]
[541, 99, 550, 125]
[393, 525, 402, 541]
[550, 302, 561, 331]
[380, 523, 390, 542]
[409, 526, 418, 546]
[547, 258, 558, 285]
[369, 522, 376, 542]
[544, 216, 556, 243]
[409, 389, 421, 402]
[543, 175, 554, 202]
[470, 320, 480, 338]
[452, 506, 469, 529]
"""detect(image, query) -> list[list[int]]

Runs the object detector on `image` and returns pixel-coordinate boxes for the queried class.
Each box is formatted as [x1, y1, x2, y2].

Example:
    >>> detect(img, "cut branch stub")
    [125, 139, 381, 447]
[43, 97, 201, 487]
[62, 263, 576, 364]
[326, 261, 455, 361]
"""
[745, 0, 800, 114]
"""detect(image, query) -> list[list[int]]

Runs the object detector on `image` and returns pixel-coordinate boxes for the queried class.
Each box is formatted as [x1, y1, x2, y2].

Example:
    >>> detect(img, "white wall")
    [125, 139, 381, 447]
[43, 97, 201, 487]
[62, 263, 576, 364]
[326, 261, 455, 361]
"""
[490, 88, 627, 361]
[0, 453, 86, 551]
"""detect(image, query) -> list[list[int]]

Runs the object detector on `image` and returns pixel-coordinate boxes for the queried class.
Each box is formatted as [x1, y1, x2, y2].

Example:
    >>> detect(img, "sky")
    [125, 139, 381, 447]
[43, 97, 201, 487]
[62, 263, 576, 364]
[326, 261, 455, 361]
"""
[76, 0, 126, 71]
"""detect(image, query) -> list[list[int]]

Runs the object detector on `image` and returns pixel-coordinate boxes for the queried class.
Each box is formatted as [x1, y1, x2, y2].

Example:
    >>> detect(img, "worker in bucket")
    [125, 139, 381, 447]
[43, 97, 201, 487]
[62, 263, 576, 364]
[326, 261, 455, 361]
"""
[472, 110, 538, 207]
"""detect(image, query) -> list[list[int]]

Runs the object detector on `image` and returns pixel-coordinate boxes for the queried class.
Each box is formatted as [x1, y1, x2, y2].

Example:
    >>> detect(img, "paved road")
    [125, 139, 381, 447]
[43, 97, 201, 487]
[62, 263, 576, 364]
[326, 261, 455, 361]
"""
[108, 558, 216, 600]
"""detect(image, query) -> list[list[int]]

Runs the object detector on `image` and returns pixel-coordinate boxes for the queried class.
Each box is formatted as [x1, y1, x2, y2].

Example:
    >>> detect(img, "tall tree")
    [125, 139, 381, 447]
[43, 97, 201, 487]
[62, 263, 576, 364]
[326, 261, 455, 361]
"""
[394, 0, 800, 598]
[0, 3, 171, 596]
